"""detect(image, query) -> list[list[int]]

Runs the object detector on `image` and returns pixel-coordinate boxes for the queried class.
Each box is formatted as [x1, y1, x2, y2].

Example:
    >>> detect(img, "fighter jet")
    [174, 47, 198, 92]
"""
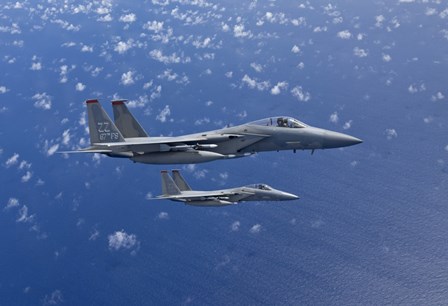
[152, 170, 299, 206]
[64, 99, 362, 164]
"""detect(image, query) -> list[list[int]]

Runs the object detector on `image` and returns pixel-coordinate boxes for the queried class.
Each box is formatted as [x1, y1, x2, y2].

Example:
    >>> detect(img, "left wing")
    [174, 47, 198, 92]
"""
[156, 190, 255, 202]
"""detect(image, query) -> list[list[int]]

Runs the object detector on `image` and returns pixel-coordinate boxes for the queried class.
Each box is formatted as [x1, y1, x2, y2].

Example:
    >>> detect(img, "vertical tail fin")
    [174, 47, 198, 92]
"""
[171, 170, 192, 191]
[112, 100, 148, 138]
[86, 99, 125, 144]
[161, 170, 181, 196]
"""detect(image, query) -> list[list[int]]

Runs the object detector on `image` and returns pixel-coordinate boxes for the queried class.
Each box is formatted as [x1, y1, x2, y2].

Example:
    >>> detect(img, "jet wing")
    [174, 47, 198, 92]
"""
[157, 190, 255, 202]
[91, 134, 245, 153]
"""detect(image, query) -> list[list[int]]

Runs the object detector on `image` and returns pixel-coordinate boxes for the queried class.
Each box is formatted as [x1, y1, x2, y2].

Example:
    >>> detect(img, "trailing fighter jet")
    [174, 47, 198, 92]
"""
[153, 170, 299, 206]
[64, 99, 362, 164]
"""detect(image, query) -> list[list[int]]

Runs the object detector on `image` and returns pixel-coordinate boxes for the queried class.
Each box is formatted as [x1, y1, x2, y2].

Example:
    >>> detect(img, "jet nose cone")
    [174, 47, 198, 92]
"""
[281, 192, 300, 201]
[324, 131, 363, 148]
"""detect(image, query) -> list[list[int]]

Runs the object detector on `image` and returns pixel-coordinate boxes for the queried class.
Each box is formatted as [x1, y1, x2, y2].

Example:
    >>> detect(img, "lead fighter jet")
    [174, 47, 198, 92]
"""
[64, 99, 362, 164]
[152, 170, 299, 206]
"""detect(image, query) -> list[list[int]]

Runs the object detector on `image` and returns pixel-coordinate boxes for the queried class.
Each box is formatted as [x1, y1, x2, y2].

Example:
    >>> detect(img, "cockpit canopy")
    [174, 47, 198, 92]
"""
[248, 117, 307, 128]
[246, 184, 273, 191]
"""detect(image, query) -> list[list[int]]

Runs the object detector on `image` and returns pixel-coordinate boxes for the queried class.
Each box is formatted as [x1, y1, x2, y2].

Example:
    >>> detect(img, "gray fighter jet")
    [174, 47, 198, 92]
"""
[64, 99, 362, 164]
[153, 170, 299, 206]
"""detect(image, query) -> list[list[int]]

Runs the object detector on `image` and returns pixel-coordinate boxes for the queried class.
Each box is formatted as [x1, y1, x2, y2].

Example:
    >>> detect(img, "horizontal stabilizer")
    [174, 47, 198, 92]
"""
[57, 148, 113, 154]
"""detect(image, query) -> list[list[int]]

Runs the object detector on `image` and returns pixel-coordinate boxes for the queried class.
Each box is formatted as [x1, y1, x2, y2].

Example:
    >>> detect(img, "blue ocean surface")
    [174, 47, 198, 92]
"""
[1, 0, 447, 305]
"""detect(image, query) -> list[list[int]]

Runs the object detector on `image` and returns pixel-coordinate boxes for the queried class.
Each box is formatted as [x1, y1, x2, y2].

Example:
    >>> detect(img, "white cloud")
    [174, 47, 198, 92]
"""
[249, 224, 262, 234]
[75, 82, 86, 91]
[0, 23, 21, 34]
[230, 221, 240, 232]
[221, 23, 230, 32]
[89, 229, 100, 241]
[270, 81, 288, 95]
[375, 15, 385, 27]
[81, 45, 93, 52]
[291, 86, 311, 102]
[158, 212, 169, 220]
[250, 62, 263, 72]
[385, 128, 398, 140]
[291, 45, 301, 53]
[156, 105, 171, 122]
[18, 160, 31, 170]
[408, 83, 426, 94]
[43, 290, 64, 306]
[343, 120, 352, 130]
[46, 143, 60, 156]
[121, 71, 135, 85]
[5, 198, 19, 210]
[114, 40, 133, 54]
[108, 230, 139, 251]
[233, 23, 252, 38]
[0, 86, 9, 93]
[62, 129, 71, 145]
[30, 62, 42, 71]
[149, 49, 190, 64]
[337, 30, 352, 39]
[17, 205, 34, 223]
[353, 47, 368, 58]
[119, 13, 136, 23]
[32, 92, 52, 110]
[98, 14, 113, 22]
[193, 169, 208, 179]
[21, 171, 32, 183]
[329, 112, 339, 124]
[192, 37, 212, 49]
[431, 92, 445, 101]
[382, 54, 392, 62]
[143, 20, 164, 33]
[5, 153, 19, 167]
[241, 75, 270, 91]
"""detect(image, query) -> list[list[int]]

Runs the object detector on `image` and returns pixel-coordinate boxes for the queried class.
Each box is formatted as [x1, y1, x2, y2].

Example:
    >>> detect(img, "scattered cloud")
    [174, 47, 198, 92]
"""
[4, 198, 19, 210]
[21, 171, 33, 183]
[108, 230, 139, 252]
[329, 112, 339, 124]
[119, 13, 136, 23]
[149, 49, 191, 64]
[249, 224, 262, 234]
[250, 62, 263, 72]
[30, 62, 42, 71]
[337, 30, 352, 39]
[291, 45, 301, 53]
[408, 83, 426, 94]
[17, 205, 34, 223]
[158, 212, 169, 220]
[121, 71, 135, 85]
[343, 120, 352, 130]
[114, 40, 134, 54]
[353, 47, 368, 58]
[75, 83, 85, 91]
[230, 221, 240, 232]
[385, 128, 398, 140]
[241, 74, 270, 91]
[32, 92, 52, 110]
[233, 23, 252, 38]
[5, 153, 19, 168]
[270, 81, 288, 95]
[291, 86, 311, 102]
[43, 290, 64, 306]
[156, 105, 171, 122]
[431, 92, 444, 101]
[382, 54, 392, 62]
